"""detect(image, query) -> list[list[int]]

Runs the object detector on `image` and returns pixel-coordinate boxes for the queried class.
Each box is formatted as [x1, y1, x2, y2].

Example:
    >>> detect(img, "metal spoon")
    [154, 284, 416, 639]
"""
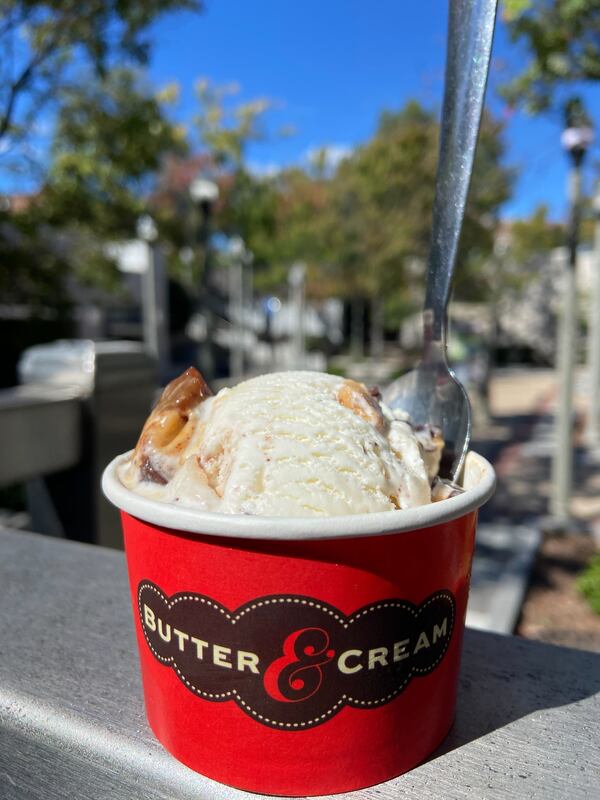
[383, 0, 498, 482]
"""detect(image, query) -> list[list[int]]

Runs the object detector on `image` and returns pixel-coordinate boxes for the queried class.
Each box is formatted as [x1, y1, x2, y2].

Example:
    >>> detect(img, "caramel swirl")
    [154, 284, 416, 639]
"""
[133, 367, 212, 484]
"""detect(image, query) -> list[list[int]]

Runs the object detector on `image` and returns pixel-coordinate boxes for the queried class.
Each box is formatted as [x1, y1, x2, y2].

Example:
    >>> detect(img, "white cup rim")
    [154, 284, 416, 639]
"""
[102, 450, 495, 542]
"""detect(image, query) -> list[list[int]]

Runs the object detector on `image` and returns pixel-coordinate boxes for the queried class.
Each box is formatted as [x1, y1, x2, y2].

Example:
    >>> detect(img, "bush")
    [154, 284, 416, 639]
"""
[577, 553, 600, 616]
[326, 363, 346, 378]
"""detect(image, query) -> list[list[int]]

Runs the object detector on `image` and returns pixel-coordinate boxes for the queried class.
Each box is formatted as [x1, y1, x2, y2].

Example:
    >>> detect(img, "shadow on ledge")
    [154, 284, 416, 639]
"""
[431, 627, 600, 760]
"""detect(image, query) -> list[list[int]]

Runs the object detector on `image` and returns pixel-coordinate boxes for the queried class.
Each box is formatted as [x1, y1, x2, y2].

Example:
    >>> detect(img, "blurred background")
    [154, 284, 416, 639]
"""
[1, 0, 600, 650]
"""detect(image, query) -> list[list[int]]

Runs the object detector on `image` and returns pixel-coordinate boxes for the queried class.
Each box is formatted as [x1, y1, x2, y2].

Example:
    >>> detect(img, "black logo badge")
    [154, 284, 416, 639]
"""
[138, 581, 455, 729]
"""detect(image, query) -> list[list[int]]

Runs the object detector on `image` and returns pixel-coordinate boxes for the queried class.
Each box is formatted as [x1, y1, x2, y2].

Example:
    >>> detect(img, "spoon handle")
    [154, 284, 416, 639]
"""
[424, 0, 498, 348]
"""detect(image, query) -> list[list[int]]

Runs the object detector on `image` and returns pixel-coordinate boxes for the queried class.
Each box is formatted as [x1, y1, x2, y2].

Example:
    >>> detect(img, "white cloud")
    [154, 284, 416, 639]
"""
[247, 144, 353, 179]
[247, 161, 282, 178]
[304, 144, 353, 170]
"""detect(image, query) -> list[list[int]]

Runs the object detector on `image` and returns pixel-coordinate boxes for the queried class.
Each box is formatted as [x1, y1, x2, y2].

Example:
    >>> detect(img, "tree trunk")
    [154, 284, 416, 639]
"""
[369, 295, 384, 359]
[351, 296, 364, 360]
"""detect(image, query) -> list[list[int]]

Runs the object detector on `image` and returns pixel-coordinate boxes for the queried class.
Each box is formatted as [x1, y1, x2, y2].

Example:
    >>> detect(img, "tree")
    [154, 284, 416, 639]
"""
[509, 204, 564, 264]
[2, 68, 187, 306]
[216, 168, 279, 287]
[0, 0, 201, 174]
[0, 201, 72, 309]
[486, 206, 564, 334]
[502, 0, 600, 112]
[45, 69, 186, 236]
[193, 78, 295, 281]
[238, 101, 513, 356]
[489, 206, 569, 363]
[147, 80, 285, 289]
[454, 113, 516, 301]
[261, 167, 331, 294]
[194, 79, 273, 169]
[319, 102, 513, 327]
[0, 2, 203, 319]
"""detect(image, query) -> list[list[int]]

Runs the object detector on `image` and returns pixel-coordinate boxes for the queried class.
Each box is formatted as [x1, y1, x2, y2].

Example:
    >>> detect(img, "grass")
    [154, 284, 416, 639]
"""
[326, 364, 347, 378]
[577, 553, 600, 616]
[386, 367, 410, 382]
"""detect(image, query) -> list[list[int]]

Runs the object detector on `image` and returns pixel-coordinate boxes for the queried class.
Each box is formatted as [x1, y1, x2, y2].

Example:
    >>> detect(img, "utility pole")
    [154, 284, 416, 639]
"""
[587, 182, 600, 446]
[550, 99, 594, 523]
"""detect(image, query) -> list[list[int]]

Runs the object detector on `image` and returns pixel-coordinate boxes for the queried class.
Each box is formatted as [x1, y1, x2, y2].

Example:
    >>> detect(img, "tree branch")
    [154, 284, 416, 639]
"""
[0, 40, 58, 141]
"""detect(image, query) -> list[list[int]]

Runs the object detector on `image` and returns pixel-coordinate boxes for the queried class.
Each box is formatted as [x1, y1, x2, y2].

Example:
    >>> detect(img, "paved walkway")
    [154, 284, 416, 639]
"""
[466, 367, 600, 633]
[475, 367, 600, 527]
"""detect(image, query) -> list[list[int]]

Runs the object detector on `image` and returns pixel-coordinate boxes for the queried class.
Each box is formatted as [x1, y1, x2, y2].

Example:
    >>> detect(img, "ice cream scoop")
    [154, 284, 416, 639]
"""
[118, 369, 445, 517]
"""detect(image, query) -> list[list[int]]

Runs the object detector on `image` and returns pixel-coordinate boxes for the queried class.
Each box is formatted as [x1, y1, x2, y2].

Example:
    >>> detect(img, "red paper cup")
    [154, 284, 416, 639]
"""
[102, 452, 494, 796]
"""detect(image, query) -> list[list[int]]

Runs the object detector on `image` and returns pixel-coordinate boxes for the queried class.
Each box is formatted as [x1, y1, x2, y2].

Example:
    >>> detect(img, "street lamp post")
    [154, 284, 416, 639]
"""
[288, 262, 307, 370]
[137, 214, 170, 382]
[227, 235, 248, 381]
[587, 182, 600, 446]
[550, 100, 594, 523]
[189, 176, 220, 379]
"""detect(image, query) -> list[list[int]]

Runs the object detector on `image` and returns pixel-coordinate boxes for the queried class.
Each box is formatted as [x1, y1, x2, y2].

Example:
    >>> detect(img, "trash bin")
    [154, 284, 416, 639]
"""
[19, 340, 156, 548]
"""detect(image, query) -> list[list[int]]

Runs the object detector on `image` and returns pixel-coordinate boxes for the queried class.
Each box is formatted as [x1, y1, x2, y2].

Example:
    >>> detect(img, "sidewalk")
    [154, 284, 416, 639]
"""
[466, 367, 600, 647]
[466, 368, 554, 633]
[475, 367, 600, 527]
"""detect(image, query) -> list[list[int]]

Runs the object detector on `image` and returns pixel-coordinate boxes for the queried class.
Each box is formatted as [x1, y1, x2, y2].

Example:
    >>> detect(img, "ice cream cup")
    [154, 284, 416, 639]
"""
[102, 451, 494, 796]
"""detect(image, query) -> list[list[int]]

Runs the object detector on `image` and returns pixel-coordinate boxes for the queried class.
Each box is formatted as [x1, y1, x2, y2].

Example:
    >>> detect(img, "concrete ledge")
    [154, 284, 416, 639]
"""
[0, 386, 82, 486]
[0, 529, 598, 799]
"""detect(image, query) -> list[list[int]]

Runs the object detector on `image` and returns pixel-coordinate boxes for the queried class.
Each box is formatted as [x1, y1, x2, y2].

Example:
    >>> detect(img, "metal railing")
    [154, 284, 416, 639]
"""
[0, 340, 156, 548]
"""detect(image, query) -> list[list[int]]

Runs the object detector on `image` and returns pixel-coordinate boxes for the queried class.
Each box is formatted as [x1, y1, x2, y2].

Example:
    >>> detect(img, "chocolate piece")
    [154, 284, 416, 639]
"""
[139, 457, 168, 486]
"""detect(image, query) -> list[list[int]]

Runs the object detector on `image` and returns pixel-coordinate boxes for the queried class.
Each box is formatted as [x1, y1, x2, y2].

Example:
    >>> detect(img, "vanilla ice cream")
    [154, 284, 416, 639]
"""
[118, 369, 446, 517]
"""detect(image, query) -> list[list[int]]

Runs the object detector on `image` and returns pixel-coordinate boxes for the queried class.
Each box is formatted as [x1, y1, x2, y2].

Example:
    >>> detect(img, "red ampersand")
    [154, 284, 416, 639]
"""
[263, 627, 335, 703]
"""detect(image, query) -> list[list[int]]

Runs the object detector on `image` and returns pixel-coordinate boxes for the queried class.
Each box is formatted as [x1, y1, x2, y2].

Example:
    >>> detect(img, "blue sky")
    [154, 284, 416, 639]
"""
[148, 0, 600, 220]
